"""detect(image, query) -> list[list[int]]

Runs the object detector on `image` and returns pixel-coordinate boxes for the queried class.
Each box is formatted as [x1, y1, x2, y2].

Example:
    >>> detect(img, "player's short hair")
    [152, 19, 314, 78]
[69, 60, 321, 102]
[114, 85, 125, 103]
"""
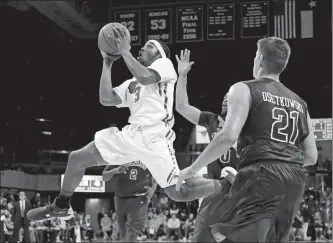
[155, 40, 171, 59]
[257, 37, 291, 74]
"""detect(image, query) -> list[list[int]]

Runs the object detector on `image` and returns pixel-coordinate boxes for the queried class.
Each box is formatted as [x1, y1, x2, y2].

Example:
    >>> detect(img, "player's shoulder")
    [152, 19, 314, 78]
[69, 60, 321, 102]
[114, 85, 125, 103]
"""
[241, 79, 258, 84]
[149, 57, 173, 68]
[227, 82, 251, 100]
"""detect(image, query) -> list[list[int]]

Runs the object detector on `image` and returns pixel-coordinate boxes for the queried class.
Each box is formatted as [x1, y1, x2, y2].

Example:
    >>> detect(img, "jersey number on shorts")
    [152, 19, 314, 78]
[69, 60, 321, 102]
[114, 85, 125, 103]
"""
[219, 149, 231, 163]
[134, 87, 141, 103]
[129, 169, 138, 180]
[270, 107, 299, 144]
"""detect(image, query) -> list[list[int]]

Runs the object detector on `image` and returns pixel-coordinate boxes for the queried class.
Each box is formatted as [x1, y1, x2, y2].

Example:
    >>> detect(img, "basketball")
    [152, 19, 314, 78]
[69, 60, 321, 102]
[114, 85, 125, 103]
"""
[98, 22, 131, 56]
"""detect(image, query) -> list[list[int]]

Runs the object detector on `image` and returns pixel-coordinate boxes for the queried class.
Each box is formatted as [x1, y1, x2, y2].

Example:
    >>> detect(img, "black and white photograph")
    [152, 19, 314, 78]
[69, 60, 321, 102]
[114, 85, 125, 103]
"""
[1, 0, 332, 242]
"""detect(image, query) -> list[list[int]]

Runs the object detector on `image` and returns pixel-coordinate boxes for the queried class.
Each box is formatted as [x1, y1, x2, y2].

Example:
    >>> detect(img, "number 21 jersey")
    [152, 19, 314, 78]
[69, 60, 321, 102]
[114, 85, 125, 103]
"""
[238, 78, 309, 168]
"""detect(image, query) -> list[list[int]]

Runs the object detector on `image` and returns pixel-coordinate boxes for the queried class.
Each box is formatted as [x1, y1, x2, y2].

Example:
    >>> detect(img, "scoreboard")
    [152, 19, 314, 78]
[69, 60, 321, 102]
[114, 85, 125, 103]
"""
[61, 175, 105, 193]
[311, 119, 332, 141]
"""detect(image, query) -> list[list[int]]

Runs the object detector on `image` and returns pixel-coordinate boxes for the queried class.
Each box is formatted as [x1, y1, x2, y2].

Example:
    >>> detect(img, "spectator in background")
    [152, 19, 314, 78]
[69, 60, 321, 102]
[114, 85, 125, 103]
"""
[179, 208, 188, 223]
[12, 191, 31, 243]
[1, 209, 14, 242]
[166, 213, 182, 240]
[153, 210, 167, 240]
[170, 203, 179, 215]
[31, 193, 41, 208]
[100, 212, 112, 240]
[34, 220, 44, 242]
[183, 213, 195, 240]
[292, 210, 304, 241]
[1, 197, 7, 210]
[51, 217, 62, 242]
[29, 221, 36, 243]
[300, 201, 311, 241]
[111, 212, 119, 240]
[164, 209, 170, 219]
[314, 212, 324, 240]
[83, 213, 93, 241]
[159, 195, 169, 210]
[323, 222, 332, 241]
[147, 214, 158, 239]
[324, 200, 332, 223]
[323, 157, 332, 171]
[150, 193, 159, 209]
[97, 207, 106, 231]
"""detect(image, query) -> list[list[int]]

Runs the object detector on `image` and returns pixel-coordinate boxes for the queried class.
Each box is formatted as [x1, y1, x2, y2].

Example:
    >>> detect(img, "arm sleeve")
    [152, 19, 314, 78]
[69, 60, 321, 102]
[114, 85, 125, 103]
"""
[112, 79, 132, 108]
[148, 58, 177, 83]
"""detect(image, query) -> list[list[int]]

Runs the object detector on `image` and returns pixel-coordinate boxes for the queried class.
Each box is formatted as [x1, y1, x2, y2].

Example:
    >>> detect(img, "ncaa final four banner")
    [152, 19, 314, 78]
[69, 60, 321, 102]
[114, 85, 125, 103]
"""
[176, 6, 203, 43]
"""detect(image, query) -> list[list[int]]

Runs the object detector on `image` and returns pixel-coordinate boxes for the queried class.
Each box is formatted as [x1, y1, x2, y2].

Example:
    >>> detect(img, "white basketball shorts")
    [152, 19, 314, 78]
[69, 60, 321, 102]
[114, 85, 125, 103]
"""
[94, 123, 179, 188]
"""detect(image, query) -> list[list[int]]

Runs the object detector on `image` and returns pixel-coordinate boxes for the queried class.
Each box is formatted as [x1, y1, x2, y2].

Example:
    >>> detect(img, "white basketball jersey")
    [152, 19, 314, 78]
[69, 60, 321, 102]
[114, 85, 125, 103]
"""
[113, 58, 177, 127]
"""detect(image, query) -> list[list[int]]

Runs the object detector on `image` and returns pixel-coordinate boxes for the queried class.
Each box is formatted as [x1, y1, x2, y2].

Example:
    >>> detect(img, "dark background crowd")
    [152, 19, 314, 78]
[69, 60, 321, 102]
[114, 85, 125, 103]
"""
[1, 165, 332, 242]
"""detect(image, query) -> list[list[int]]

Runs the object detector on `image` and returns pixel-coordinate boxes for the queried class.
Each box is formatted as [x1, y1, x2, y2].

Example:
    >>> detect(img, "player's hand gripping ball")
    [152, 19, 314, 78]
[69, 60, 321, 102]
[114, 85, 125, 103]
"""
[100, 50, 120, 66]
[98, 22, 131, 57]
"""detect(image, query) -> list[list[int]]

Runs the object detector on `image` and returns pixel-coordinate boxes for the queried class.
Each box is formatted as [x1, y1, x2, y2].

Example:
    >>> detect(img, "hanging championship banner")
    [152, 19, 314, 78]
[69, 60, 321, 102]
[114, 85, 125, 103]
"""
[207, 4, 235, 40]
[114, 10, 141, 45]
[176, 6, 203, 42]
[241, 1, 269, 38]
[145, 8, 172, 43]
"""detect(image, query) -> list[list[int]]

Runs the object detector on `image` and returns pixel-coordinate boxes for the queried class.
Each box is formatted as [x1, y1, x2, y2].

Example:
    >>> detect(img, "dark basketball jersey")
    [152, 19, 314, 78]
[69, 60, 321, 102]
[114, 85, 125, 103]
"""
[198, 110, 239, 179]
[238, 78, 309, 168]
[111, 161, 151, 198]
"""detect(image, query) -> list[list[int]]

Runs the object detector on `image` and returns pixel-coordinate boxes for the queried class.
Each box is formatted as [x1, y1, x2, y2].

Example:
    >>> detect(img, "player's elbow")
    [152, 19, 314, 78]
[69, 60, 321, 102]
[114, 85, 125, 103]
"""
[99, 95, 121, 107]
[175, 103, 185, 113]
[216, 132, 238, 146]
[304, 150, 318, 166]
[138, 75, 157, 85]
[99, 98, 111, 106]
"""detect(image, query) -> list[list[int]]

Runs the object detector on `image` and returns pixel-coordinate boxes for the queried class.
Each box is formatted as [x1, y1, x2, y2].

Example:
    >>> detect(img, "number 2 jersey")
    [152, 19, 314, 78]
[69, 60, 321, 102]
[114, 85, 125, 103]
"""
[238, 78, 309, 168]
[198, 111, 239, 179]
[112, 57, 177, 127]
[109, 161, 152, 198]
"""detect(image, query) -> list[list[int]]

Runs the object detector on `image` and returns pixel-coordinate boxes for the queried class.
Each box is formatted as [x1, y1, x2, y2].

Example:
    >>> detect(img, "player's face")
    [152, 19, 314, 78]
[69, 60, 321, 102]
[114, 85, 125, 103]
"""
[137, 42, 160, 66]
[253, 50, 262, 79]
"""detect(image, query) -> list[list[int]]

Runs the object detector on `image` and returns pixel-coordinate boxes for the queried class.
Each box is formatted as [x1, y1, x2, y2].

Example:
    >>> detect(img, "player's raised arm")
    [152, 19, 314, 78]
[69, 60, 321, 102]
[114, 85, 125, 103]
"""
[99, 50, 122, 106]
[175, 49, 201, 125]
[300, 112, 318, 166]
[185, 82, 250, 176]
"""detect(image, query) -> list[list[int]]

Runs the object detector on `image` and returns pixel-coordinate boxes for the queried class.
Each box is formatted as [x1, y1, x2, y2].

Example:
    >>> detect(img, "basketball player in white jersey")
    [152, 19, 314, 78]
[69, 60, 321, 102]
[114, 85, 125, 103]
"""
[27, 27, 233, 222]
